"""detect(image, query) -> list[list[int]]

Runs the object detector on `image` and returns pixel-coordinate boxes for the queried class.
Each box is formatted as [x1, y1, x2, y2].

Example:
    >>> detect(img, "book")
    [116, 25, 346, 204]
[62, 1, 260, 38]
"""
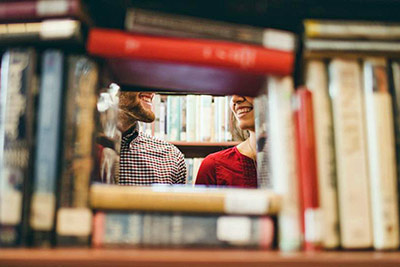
[389, 61, 400, 232]
[55, 56, 99, 246]
[0, 19, 85, 46]
[293, 88, 322, 251]
[105, 57, 266, 97]
[29, 50, 65, 247]
[167, 95, 181, 141]
[305, 39, 400, 53]
[363, 58, 399, 250]
[267, 76, 302, 252]
[199, 95, 212, 142]
[328, 58, 373, 249]
[305, 60, 340, 249]
[0, 0, 90, 23]
[185, 95, 197, 142]
[304, 19, 400, 40]
[92, 211, 274, 249]
[254, 86, 271, 189]
[87, 28, 295, 76]
[90, 184, 281, 215]
[125, 8, 296, 50]
[0, 48, 37, 246]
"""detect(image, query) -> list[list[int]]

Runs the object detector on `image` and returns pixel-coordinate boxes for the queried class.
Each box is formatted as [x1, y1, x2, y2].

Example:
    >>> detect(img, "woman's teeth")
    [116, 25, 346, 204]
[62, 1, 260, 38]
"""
[237, 107, 252, 114]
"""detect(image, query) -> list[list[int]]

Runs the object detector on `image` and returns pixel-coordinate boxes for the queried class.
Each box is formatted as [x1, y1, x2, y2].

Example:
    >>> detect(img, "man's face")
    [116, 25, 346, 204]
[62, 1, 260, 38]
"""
[118, 92, 155, 132]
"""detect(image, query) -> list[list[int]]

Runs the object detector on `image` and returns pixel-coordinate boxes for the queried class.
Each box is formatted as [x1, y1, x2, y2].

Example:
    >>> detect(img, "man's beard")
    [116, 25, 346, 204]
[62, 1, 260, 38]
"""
[130, 103, 155, 123]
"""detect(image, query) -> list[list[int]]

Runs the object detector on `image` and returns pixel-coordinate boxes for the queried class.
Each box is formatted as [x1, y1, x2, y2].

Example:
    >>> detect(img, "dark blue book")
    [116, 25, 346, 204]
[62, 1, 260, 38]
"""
[29, 50, 65, 247]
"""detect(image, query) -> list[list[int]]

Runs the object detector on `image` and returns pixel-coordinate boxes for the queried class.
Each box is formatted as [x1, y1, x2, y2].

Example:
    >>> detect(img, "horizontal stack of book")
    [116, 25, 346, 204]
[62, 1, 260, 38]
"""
[86, 7, 297, 96]
[90, 184, 281, 249]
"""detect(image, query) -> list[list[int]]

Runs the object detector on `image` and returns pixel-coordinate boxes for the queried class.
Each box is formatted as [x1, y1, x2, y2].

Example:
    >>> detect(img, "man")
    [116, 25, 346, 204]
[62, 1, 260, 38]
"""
[118, 91, 186, 185]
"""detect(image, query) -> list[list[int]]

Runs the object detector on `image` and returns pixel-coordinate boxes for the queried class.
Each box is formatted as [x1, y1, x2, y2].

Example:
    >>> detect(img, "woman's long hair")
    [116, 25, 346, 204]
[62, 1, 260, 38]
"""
[229, 110, 250, 141]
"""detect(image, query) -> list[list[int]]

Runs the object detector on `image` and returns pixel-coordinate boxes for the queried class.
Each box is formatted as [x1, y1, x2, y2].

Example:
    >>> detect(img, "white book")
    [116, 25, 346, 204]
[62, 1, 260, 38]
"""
[186, 95, 197, 142]
[199, 95, 212, 142]
[153, 94, 161, 138]
[328, 58, 373, 249]
[363, 58, 399, 250]
[224, 95, 232, 141]
[167, 95, 181, 141]
[158, 96, 167, 140]
[268, 76, 302, 251]
[192, 158, 204, 184]
[180, 96, 187, 141]
[217, 96, 227, 142]
[195, 95, 202, 142]
[306, 60, 340, 249]
[210, 98, 215, 142]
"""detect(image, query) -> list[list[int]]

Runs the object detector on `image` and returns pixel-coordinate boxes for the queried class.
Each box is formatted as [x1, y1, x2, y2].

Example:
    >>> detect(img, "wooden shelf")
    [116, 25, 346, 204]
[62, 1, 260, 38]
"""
[1, 248, 400, 267]
[171, 141, 239, 158]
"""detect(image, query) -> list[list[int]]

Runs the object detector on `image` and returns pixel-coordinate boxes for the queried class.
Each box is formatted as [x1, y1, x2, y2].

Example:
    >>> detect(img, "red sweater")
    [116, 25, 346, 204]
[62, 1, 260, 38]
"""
[195, 146, 257, 188]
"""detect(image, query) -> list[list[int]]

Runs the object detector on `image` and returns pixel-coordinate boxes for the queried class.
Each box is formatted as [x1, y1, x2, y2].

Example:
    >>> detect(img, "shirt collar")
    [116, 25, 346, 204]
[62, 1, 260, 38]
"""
[121, 123, 139, 145]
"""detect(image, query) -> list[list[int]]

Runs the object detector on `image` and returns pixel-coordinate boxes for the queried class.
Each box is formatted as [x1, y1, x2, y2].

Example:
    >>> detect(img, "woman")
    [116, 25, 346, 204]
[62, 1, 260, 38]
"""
[195, 95, 257, 188]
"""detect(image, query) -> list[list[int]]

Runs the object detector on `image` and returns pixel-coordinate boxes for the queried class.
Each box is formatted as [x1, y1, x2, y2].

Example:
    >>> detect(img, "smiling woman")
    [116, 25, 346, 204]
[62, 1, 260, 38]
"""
[195, 95, 258, 188]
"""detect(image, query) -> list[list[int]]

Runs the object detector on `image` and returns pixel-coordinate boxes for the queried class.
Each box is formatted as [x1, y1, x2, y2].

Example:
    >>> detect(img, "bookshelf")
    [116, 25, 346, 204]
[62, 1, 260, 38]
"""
[172, 141, 240, 158]
[2, 0, 400, 266]
[1, 249, 400, 267]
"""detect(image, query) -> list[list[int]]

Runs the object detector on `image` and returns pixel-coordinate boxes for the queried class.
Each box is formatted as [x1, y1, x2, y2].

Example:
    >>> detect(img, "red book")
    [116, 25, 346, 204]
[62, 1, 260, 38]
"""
[87, 28, 295, 76]
[106, 58, 266, 96]
[293, 87, 322, 251]
[0, 0, 88, 23]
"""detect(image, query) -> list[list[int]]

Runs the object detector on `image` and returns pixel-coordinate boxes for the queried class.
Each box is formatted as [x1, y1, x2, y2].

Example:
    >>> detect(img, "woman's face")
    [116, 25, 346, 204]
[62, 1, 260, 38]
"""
[230, 95, 255, 132]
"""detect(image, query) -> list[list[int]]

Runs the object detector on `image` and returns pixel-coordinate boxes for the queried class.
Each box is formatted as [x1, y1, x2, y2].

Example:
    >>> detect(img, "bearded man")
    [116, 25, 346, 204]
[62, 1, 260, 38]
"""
[118, 91, 186, 185]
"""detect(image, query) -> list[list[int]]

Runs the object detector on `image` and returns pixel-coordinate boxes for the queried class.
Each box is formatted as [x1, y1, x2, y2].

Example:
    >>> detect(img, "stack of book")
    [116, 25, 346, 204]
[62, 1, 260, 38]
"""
[258, 19, 400, 252]
[0, 0, 99, 248]
[86, 7, 297, 96]
[90, 184, 281, 249]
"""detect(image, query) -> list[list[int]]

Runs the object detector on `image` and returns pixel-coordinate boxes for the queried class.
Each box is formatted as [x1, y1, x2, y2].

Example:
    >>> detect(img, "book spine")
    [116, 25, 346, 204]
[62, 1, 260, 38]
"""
[30, 50, 64, 247]
[293, 88, 322, 251]
[224, 96, 232, 141]
[159, 95, 167, 140]
[328, 58, 373, 249]
[55, 56, 98, 246]
[305, 60, 340, 249]
[305, 39, 400, 53]
[92, 211, 274, 248]
[125, 8, 295, 51]
[186, 95, 197, 142]
[167, 95, 181, 141]
[153, 94, 161, 138]
[87, 28, 295, 76]
[0, 19, 82, 45]
[180, 96, 187, 141]
[200, 95, 212, 142]
[304, 19, 400, 40]
[268, 76, 302, 251]
[363, 58, 399, 250]
[389, 61, 400, 240]
[254, 86, 272, 188]
[0, 48, 37, 247]
[90, 184, 281, 215]
[0, 0, 81, 21]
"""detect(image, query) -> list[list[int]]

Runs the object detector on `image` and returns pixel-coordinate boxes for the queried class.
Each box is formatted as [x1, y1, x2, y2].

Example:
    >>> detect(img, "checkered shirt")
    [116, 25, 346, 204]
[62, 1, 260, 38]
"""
[119, 124, 186, 185]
